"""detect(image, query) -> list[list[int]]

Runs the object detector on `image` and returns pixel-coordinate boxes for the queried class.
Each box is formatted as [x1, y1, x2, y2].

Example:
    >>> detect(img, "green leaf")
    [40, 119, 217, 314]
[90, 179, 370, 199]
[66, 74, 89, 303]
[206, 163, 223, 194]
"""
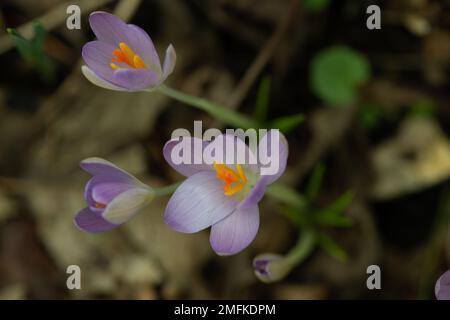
[317, 233, 348, 262]
[7, 22, 55, 83]
[306, 163, 326, 201]
[303, 0, 330, 13]
[280, 206, 309, 226]
[314, 190, 354, 227]
[324, 190, 354, 214]
[270, 113, 305, 133]
[254, 76, 271, 123]
[310, 46, 371, 107]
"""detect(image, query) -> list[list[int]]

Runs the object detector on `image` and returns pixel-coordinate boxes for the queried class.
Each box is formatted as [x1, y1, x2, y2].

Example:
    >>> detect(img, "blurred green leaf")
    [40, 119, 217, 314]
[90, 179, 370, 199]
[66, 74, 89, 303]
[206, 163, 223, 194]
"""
[314, 190, 354, 227]
[280, 206, 309, 226]
[325, 190, 353, 214]
[306, 163, 326, 201]
[7, 21, 55, 83]
[270, 113, 305, 133]
[303, 0, 330, 13]
[317, 233, 348, 262]
[254, 76, 271, 123]
[409, 100, 435, 118]
[310, 46, 371, 107]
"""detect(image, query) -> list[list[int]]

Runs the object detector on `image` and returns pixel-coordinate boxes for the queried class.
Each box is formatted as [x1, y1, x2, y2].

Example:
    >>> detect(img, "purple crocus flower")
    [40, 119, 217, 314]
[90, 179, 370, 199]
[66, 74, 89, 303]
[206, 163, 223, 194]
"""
[253, 254, 290, 283]
[81, 11, 176, 91]
[435, 270, 450, 300]
[74, 157, 154, 233]
[163, 130, 288, 255]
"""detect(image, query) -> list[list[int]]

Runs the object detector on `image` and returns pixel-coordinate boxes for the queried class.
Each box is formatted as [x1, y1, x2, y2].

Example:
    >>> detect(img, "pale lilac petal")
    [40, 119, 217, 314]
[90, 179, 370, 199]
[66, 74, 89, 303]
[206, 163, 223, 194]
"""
[436, 270, 450, 300]
[257, 130, 288, 184]
[102, 187, 154, 224]
[128, 24, 162, 74]
[89, 176, 137, 205]
[81, 65, 127, 91]
[82, 41, 117, 86]
[74, 208, 118, 233]
[89, 11, 133, 46]
[80, 158, 137, 181]
[163, 138, 211, 177]
[164, 171, 238, 233]
[239, 176, 269, 209]
[89, 12, 162, 75]
[161, 44, 176, 81]
[112, 68, 160, 91]
[210, 205, 259, 256]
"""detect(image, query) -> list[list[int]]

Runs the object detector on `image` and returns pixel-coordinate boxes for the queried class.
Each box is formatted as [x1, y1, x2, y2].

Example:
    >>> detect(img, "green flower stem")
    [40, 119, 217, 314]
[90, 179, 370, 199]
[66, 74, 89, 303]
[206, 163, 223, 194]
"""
[285, 228, 316, 266]
[266, 182, 309, 209]
[153, 182, 181, 197]
[156, 85, 257, 129]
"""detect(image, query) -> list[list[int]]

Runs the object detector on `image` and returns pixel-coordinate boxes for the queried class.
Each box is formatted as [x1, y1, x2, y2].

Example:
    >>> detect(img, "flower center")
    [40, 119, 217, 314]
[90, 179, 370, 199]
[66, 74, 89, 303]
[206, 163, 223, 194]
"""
[110, 42, 146, 70]
[94, 202, 107, 209]
[213, 162, 248, 196]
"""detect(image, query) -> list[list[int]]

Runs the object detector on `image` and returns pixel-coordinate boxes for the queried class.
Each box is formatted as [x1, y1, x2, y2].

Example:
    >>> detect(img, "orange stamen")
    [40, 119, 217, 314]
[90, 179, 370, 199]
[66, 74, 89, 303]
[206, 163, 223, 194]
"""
[214, 162, 248, 196]
[94, 202, 107, 209]
[110, 42, 147, 70]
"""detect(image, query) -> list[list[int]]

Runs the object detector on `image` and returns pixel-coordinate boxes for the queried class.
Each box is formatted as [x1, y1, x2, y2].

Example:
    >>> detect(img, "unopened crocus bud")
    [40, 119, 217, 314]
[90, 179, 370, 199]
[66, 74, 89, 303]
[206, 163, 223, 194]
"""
[253, 254, 292, 283]
[435, 270, 450, 300]
[74, 157, 154, 233]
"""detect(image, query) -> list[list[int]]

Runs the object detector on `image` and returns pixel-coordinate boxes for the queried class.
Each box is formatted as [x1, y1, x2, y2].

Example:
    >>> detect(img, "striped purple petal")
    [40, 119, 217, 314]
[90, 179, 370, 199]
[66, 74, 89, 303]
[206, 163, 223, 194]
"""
[74, 208, 118, 233]
[89, 11, 160, 71]
[436, 270, 450, 300]
[164, 171, 238, 233]
[163, 137, 211, 177]
[209, 205, 259, 256]
[257, 130, 288, 183]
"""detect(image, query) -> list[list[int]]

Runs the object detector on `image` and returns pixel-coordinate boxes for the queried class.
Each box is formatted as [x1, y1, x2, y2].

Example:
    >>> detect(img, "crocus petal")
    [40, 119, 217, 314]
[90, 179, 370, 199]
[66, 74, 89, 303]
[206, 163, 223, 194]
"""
[128, 24, 162, 75]
[89, 12, 162, 74]
[257, 130, 288, 184]
[210, 205, 259, 256]
[80, 158, 140, 182]
[89, 175, 138, 205]
[239, 175, 269, 209]
[102, 187, 154, 224]
[82, 40, 118, 86]
[81, 65, 127, 91]
[74, 208, 118, 233]
[164, 171, 238, 233]
[161, 44, 176, 81]
[435, 270, 450, 300]
[112, 68, 160, 91]
[163, 137, 211, 177]
[82, 40, 158, 91]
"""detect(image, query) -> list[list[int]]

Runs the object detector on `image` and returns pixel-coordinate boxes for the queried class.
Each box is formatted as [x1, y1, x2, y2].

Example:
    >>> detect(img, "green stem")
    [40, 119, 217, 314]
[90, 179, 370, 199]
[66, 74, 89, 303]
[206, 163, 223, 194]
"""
[156, 85, 257, 129]
[285, 229, 316, 266]
[266, 182, 308, 209]
[153, 182, 181, 197]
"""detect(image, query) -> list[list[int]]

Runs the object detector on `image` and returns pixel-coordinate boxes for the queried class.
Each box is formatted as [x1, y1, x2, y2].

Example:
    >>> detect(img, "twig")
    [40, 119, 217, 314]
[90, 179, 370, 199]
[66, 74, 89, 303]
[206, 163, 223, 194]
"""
[227, 0, 300, 109]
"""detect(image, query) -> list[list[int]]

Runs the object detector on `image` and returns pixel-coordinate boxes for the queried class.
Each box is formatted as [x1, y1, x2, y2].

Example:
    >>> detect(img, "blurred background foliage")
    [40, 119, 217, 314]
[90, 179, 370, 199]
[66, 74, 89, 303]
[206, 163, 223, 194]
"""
[0, 0, 449, 299]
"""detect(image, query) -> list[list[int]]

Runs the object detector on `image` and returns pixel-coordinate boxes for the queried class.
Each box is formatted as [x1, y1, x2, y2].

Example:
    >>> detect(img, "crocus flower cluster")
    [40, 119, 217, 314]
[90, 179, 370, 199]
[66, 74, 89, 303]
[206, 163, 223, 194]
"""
[74, 158, 154, 233]
[163, 130, 288, 255]
[435, 270, 450, 300]
[82, 11, 176, 92]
